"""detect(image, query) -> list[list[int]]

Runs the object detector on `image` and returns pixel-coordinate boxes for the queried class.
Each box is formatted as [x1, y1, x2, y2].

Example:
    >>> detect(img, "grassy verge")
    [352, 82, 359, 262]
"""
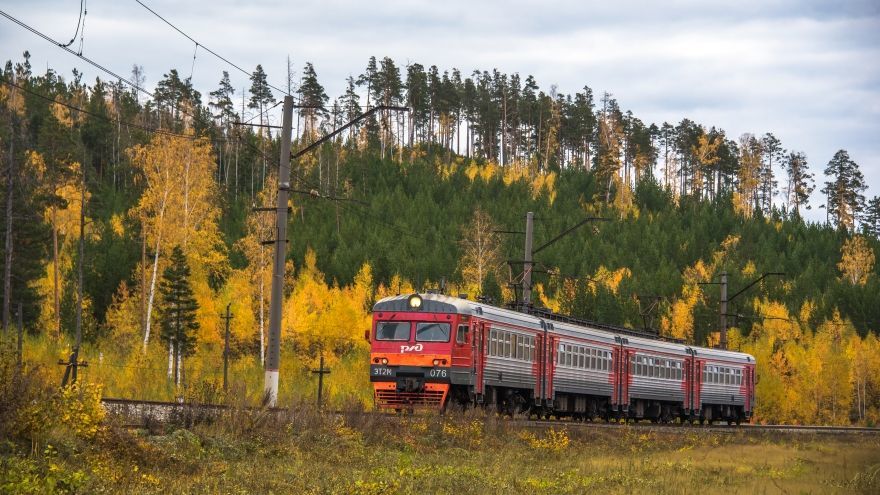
[2, 404, 878, 494]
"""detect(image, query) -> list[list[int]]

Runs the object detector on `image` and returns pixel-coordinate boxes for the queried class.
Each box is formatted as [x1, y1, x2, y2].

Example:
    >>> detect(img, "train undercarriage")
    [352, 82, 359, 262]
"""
[437, 384, 748, 425]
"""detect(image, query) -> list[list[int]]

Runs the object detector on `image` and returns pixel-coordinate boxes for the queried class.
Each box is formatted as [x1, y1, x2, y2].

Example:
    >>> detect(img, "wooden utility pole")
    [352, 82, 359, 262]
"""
[221, 303, 233, 392]
[311, 354, 331, 409]
[719, 272, 728, 350]
[522, 211, 535, 307]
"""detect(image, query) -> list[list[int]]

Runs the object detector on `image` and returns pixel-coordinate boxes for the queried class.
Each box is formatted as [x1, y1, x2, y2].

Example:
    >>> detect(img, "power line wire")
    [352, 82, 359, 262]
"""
[0, 8, 156, 101]
[235, 136, 430, 242]
[0, 7, 205, 125]
[133, 0, 292, 97]
[1, 78, 215, 141]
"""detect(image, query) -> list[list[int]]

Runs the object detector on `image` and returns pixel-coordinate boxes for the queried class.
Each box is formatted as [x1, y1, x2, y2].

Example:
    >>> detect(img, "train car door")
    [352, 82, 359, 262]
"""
[693, 359, 703, 414]
[613, 337, 629, 414]
[534, 331, 544, 404]
[472, 321, 486, 401]
[452, 318, 472, 368]
[545, 331, 558, 406]
[621, 346, 631, 413]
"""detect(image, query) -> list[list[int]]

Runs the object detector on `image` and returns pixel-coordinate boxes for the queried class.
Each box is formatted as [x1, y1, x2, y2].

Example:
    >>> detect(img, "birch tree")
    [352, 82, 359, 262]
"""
[457, 209, 502, 295]
[128, 134, 219, 352]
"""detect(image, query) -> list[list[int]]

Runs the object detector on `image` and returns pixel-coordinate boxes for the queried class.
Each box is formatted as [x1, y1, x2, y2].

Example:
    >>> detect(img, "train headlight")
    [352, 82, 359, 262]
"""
[433, 359, 440, 366]
[408, 294, 422, 309]
[381, 358, 388, 365]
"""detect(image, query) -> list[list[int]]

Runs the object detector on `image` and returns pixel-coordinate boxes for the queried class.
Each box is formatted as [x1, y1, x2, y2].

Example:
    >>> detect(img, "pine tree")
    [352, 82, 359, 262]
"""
[297, 62, 328, 139]
[209, 71, 236, 128]
[248, 64, 275, 113]
[158, 245, 199, 385]
[340, 76, 361, 143]
[822, 149, 867, 230]
[249, 64, 275, 194]
[759, 133, 783, 213]
[405, 63, 428, 146]
[784, 151, 814, 218]
[375, 57, 403, 158]
[862, 196, 880, 238]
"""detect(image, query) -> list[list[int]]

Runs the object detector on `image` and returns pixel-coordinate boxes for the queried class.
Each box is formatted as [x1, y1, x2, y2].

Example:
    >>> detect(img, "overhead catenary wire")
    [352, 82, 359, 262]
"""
[59, 0, 86, 50]
[133, 0, 292, 98]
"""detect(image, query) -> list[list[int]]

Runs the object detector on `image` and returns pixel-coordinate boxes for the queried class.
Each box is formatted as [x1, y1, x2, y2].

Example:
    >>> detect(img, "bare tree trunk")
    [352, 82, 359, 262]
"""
[142, 191, 168, 351]
[141, 226, 147, 335]
[3, 112, 15, 333]
[259, 245, 265, 366]
[75, 164, 85, 350]
[170, 340, 176, 381]
[52, 206, 60, 338]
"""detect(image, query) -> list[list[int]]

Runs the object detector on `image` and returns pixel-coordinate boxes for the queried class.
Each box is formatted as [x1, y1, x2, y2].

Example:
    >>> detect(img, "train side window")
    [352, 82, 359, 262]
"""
[456, 325, 469, 344]
[488, 330, 496, 356]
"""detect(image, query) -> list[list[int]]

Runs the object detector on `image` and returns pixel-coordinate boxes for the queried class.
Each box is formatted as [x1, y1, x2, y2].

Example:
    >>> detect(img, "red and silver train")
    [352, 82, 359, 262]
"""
[369, 293, 755, 424]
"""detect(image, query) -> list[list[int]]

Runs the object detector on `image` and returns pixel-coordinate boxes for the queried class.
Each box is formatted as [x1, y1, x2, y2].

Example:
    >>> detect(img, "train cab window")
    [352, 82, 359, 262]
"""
[416, 322, 451, 342]
[376, 322, 410, 341]
[456, 324, 469, 344]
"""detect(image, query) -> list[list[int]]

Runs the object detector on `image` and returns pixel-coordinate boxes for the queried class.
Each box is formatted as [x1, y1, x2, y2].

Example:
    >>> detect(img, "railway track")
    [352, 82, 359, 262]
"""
[518, 418, 880, 435]
[101, 398, 878, 435]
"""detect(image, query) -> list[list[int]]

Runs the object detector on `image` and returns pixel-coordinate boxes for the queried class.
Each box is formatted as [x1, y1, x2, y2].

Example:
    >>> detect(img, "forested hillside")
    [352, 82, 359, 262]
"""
[1, 51, 879, 424]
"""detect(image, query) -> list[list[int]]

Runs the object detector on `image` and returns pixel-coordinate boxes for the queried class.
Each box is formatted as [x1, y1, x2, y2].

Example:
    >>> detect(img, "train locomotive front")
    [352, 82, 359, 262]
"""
[369, 294, 470, 409]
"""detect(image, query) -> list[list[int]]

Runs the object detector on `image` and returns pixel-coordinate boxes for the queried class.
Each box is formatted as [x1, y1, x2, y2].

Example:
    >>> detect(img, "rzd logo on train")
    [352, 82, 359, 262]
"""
[399, 344, 423, 353]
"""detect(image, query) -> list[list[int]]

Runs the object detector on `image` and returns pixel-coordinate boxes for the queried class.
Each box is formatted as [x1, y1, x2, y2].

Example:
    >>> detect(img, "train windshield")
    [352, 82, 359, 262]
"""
[375, 322, 410, 341]
[415, 322, 450, 342]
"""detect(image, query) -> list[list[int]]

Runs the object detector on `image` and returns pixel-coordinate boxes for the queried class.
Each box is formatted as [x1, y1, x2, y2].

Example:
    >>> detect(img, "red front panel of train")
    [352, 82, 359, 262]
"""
[370, 311, 456, 408]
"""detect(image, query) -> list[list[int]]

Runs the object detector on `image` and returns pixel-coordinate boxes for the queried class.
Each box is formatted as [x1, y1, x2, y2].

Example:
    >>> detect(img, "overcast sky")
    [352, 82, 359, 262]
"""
[2, 0, 878, 221]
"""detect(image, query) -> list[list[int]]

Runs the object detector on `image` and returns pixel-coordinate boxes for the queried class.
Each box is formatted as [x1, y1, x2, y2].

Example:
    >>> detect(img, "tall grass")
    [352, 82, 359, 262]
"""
[19, 332, 373, 408]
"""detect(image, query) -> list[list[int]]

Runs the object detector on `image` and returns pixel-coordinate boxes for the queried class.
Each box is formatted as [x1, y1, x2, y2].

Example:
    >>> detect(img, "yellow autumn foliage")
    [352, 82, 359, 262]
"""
[838, 235, 875, 286]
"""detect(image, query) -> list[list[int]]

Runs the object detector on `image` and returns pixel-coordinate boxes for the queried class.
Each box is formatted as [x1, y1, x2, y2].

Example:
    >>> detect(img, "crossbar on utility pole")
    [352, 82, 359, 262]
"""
[264, 95, 294, 407]
[702, 271, 784, 349]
